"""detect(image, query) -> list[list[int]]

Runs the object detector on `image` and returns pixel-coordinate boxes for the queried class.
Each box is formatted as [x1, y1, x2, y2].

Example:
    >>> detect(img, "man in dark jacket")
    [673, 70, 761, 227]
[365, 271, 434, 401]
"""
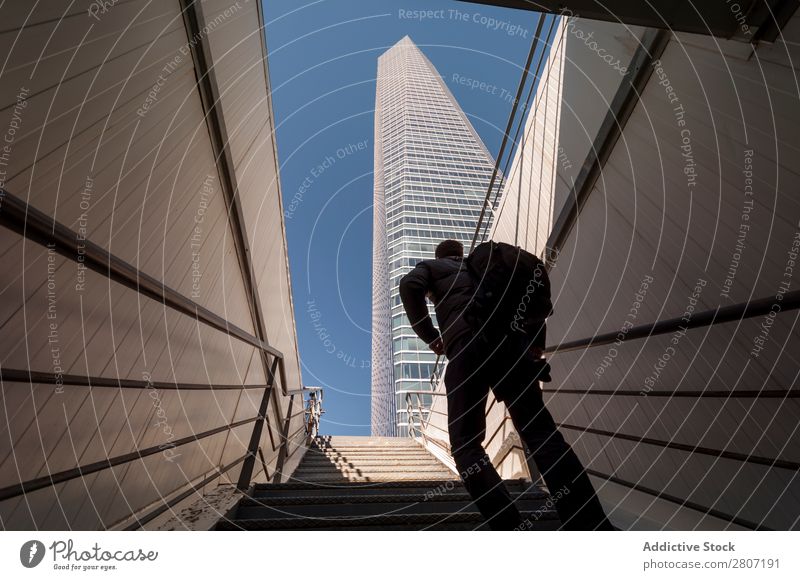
[399, 239, 613, 530]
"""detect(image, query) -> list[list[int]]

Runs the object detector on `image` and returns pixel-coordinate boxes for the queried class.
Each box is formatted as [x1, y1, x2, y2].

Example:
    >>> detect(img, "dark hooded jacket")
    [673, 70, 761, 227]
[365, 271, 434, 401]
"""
[398, 256, 475, 357]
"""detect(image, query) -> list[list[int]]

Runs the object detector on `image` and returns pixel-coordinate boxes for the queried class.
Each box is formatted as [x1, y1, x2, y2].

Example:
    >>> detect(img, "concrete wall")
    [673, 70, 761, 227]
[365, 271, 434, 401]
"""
[0, 0, 306, 530]
[485, 14, 800, 529]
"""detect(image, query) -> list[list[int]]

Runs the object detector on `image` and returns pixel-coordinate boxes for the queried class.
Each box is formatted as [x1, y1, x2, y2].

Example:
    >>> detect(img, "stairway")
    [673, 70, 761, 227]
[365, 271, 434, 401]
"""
[216, 436, 560, 530]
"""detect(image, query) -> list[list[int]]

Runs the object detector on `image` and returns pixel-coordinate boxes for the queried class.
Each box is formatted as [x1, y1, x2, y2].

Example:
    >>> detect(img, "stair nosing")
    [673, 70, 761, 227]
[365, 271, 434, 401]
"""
[217, 509, 559, 530]
[253, 478, 534, 491]
[243, 490, 549, 506]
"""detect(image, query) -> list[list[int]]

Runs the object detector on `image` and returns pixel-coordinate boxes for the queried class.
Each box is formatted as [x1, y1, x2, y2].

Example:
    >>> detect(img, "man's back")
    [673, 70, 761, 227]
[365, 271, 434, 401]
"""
[398, 255, 475, 357]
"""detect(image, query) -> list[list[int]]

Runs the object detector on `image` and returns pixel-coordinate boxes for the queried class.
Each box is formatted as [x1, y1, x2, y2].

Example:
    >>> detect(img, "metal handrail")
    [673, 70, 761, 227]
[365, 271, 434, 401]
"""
[544, 289, 800, 355]
[412, 291, 800, 521]
[470, 14, 547, 253]
[405, 389, 445, 444]
[0, 188, 309, 496]
[424, 289, 800, 398]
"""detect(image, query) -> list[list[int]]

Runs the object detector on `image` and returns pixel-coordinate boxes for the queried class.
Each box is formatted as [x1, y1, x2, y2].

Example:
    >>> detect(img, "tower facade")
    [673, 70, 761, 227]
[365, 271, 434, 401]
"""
[371, 36, 498, 436]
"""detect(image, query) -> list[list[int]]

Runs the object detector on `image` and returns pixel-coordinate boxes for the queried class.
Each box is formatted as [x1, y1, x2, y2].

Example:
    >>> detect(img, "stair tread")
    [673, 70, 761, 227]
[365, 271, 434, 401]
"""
[253, 478, 534, 491]
[243, 489, 548, 506]
[236, 500, 554, 520]
[294, 465, 452, 472]
[217, 509, 559, 530]
[286, 475, 457, 483]
[220, 434, 553, 530]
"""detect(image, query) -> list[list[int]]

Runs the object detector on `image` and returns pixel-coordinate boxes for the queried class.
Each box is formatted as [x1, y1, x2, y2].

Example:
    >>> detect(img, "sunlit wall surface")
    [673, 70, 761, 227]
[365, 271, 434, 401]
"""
[0, 0, 306, 529]
[485, 15, 800, 529]
[371, 37, 498, 437]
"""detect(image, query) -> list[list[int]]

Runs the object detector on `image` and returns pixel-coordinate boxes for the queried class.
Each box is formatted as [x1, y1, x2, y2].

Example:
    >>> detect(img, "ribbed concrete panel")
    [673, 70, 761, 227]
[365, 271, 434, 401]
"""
[0, 230, 257, 383]
[544, 17, 799, 528]
[200, 0, 305, 426]
[546, 317, 797, 391]
[546, 392, 800, 463]
[433, 13, 800, 528]
[0, 0, 306, 529]
[0, 1, 256, 333]
[551, 20, 646, 218]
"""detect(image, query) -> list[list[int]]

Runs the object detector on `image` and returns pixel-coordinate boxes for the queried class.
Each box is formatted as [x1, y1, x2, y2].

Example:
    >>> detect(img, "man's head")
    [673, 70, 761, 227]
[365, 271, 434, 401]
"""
[435, 239, 464, 259]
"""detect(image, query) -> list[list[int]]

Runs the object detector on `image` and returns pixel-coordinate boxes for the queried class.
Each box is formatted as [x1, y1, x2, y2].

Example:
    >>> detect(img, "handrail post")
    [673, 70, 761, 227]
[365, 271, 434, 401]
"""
[237, 357, 280, 491]
[272, 389, 294, 484]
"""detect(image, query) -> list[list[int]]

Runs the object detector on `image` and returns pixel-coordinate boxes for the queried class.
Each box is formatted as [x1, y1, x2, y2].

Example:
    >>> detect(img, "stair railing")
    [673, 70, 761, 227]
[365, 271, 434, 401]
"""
[405, 384, 458, 474]
[405, 349, 448, 439]
[405, 390, 430, 444]
[0, 188, 314, 522]
[236, 356, 315, 491]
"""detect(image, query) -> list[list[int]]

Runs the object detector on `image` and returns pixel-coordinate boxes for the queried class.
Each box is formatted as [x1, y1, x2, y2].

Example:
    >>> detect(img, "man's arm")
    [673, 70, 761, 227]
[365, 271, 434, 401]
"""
[398, 262, 441, 351]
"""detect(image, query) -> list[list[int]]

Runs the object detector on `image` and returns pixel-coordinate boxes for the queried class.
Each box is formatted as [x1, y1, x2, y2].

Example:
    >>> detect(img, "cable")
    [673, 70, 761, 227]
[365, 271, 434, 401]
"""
[477, 13, 558, 246]
[483, 18, 563, 247]
[469, 13, 546, 253]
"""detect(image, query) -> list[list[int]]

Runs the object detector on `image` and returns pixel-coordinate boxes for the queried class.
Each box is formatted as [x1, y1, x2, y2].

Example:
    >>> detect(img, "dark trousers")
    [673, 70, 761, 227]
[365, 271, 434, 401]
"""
[444, 333, 613, 530]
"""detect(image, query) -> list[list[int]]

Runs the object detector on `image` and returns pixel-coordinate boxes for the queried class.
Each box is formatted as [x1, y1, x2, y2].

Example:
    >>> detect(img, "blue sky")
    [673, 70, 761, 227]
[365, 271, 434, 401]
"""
[262, 0, 541, 435]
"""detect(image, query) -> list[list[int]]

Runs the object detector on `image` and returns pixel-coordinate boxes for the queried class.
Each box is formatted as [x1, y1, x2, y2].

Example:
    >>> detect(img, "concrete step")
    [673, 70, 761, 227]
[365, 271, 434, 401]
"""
[252, 478, 540, 497]
[220, 435, 559, 530]
[286, 472, 460, 483]
[294, 463, 452, 473]
[296, 466, 450, 475]
[308, 447, 429, 455]
[311, 443, 425, 453]
[216, 509, 560, 530]
[236, 498, 551, 519]
[242, 488, 547, 507]
[296, 462, 451, 471]
[237, 490, 550, 519]
[299, 459, 441, 468]
[302, 453, 441, 464]
[304, 448, 434, 456]
[316, 436, 420, 444]
[312, 443, 425, 453]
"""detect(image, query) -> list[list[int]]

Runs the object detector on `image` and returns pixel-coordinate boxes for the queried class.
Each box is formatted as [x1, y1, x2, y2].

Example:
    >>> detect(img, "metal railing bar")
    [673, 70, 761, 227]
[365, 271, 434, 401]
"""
[179, 0, 272, 354]
[237, 357, 279, 490]
[272, 394, 296, 482]
[122, 453, 247, 530]
[0, 189, 282, 360]
[180, 2, 302, 491]
[0, 417, 258, 502]
[421, 435, 451, 453]
[257, 447, 270, 483]
[286, 438, 304, 460]
[0, 368, 268, 391]
[559, 423, 800, 471]
[406, 408, 447, 418]
[584, 468, 770, 530]
[491, 444, 526, 469]
[542, 387, 800, 398]
[470, 13, 546, 252]
[544, 290, 800, 355]
[178, 0, 285, 404]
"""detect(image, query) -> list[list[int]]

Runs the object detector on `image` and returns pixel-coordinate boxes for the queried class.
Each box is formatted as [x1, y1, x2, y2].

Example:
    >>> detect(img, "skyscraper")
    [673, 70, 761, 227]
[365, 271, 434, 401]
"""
[371, 36, 500, 436]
